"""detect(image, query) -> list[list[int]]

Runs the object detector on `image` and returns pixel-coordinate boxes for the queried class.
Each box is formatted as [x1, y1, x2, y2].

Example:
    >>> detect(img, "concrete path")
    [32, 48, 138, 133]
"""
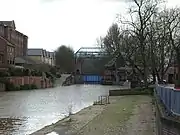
[54, 74, 71, 86]
[32, 96, 155, 135]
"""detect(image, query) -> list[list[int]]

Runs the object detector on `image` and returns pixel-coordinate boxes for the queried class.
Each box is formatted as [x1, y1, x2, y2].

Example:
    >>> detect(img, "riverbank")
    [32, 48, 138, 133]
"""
[31, 95, 155, 135]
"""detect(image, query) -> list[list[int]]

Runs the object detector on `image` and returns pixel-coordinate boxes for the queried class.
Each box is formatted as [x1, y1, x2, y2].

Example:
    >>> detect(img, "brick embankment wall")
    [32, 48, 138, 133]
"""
[8, 76, 53, 89]
[155, 96, 180, 135]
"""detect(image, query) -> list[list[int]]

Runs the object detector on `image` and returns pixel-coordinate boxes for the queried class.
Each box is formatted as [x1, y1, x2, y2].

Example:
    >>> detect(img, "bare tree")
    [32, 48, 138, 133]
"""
[117, 0, 162, 86]
[160, 8, 180, 86]
[146, 12, 174, 83]
[99, 0, 180, 87]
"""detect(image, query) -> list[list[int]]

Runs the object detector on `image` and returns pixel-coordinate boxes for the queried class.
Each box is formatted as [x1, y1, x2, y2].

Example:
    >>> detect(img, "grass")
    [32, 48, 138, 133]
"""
[78, 96, 146, 135]
[109, 87, 154, 96]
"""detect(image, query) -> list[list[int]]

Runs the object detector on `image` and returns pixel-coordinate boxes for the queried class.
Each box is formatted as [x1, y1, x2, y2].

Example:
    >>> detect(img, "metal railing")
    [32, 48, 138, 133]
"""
[156, 85, 180, 116]
[93, 95, 110, 105]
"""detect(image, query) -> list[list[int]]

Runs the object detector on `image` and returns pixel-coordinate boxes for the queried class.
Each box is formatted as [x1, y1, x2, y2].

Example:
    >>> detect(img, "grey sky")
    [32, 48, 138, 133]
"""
[0, 0, 179, 51]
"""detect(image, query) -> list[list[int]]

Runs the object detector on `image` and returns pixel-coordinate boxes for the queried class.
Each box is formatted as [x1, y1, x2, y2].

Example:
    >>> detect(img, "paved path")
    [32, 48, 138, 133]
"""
[34, 96, 155, 135]
[54, 74, 71, 86]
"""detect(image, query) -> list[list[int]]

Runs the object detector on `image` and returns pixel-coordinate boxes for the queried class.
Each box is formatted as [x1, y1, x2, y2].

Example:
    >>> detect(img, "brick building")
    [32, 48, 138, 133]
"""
[0, 20, 28, 67]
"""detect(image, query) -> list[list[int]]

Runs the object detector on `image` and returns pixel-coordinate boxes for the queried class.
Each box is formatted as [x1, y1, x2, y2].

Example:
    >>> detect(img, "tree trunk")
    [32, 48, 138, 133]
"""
[152, 69, 156, 84]
[155, 69, 161, 83]
[143, 64, 148, 88]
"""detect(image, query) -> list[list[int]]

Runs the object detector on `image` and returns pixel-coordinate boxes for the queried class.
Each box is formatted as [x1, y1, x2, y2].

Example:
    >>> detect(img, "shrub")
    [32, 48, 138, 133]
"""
[56, 73, 61, 78]
[20, 84, 32, 90]
[8, 67, 25, 76]
[30, 84, 38, 89]
[109, 87, 154, 96]
[5, 83, 16, 91]
[15, 86, 20, 91]
[50, 67, 57, 75]
[24, 69, 31, 76]
[0, 71, 10, 77]
[20, 84, 38, 90]
[5, 82, 38, 91]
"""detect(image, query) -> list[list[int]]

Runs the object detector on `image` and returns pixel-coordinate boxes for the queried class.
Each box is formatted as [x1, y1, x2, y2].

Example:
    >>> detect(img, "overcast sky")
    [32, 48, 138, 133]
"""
[0, 0, 180, 51]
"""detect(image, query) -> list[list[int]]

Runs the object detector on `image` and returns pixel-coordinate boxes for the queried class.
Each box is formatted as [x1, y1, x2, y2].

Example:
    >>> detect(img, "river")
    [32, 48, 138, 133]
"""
[0, 84, 126, 135]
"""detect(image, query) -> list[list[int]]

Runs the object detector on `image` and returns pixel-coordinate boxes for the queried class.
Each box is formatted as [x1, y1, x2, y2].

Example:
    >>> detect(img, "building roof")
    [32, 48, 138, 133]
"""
[0, 20, 16, 29]
[27, 48, 43, 56]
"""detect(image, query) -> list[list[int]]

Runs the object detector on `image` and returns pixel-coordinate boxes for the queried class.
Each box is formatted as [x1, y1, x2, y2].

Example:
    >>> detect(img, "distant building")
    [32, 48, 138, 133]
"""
[0, 20, 28, 68]
[27, 48, 56, 66]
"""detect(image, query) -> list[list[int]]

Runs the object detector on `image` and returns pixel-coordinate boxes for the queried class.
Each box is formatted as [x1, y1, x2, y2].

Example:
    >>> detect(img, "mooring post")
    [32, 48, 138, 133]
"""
[101, 96, 102, 105]
[98, 96, 100, 104]
[107, 95, 110, 104]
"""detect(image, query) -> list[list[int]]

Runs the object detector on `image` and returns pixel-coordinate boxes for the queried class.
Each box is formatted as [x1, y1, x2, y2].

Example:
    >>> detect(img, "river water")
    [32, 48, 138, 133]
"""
[0, 84, 124, 135]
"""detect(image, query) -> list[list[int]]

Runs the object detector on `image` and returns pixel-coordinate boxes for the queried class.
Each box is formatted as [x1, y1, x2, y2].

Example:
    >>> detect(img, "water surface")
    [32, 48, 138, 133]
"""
[0, 84, 124, 135]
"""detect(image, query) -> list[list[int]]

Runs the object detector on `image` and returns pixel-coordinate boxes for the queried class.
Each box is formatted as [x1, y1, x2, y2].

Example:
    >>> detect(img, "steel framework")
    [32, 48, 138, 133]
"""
[74, 47, 108, 59]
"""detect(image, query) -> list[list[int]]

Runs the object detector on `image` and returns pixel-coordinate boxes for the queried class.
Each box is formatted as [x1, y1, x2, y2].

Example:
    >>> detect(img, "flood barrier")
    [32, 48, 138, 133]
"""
[155, 85, 180, 115]
[82, 75, 102, 84]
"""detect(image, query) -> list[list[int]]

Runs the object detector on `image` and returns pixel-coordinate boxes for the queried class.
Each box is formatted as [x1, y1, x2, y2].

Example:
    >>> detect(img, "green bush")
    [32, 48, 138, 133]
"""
[5, 82, 38, 91]
[56, 73, 61, 78]
[30, 84, 38, 89]
[23, 69, 31, 76]
[5, 83, 16, 91]
[20, 84, 31, 90]
[50, 67, 57, 75]
[109, 88, 154, 96]
[8, 67, 24, 76]
[15, 86, 20, 91]
[0, 77, 8, 83]
[33, 70, 42, 76]
[20, 84, 38, 90]
[0, 71, 10, 77]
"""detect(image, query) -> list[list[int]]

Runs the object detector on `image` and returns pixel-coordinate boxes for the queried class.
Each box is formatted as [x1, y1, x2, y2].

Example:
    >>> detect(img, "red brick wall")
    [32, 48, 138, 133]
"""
[8, 76, 53, 89]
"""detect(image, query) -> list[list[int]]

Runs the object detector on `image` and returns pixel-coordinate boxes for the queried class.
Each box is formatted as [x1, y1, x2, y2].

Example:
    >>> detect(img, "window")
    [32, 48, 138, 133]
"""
[0, 55, 3, 63]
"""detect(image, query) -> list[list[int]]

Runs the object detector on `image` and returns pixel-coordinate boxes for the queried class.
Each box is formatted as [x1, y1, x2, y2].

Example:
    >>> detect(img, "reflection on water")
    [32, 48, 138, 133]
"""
[0, 84, 123, 135]
[46, 132, 59, 135]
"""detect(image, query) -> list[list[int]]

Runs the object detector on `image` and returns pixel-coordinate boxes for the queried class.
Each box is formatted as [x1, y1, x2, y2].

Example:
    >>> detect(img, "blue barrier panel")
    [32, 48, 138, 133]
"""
[156, 85, 180, 116]
[172, 90, 180, 115]
[82, 75, 102, 84]
[166, 88, 171, 112]
[87, 76, 89, 82]
[171, 89, 175, 113]
[83, 76, 86, 82]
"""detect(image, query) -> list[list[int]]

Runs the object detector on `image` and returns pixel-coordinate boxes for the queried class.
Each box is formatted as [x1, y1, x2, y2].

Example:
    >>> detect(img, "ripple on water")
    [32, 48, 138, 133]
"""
[46, 132, 59, 135]
[0, 118, 27, 135]
[0, 85, 125, 134]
